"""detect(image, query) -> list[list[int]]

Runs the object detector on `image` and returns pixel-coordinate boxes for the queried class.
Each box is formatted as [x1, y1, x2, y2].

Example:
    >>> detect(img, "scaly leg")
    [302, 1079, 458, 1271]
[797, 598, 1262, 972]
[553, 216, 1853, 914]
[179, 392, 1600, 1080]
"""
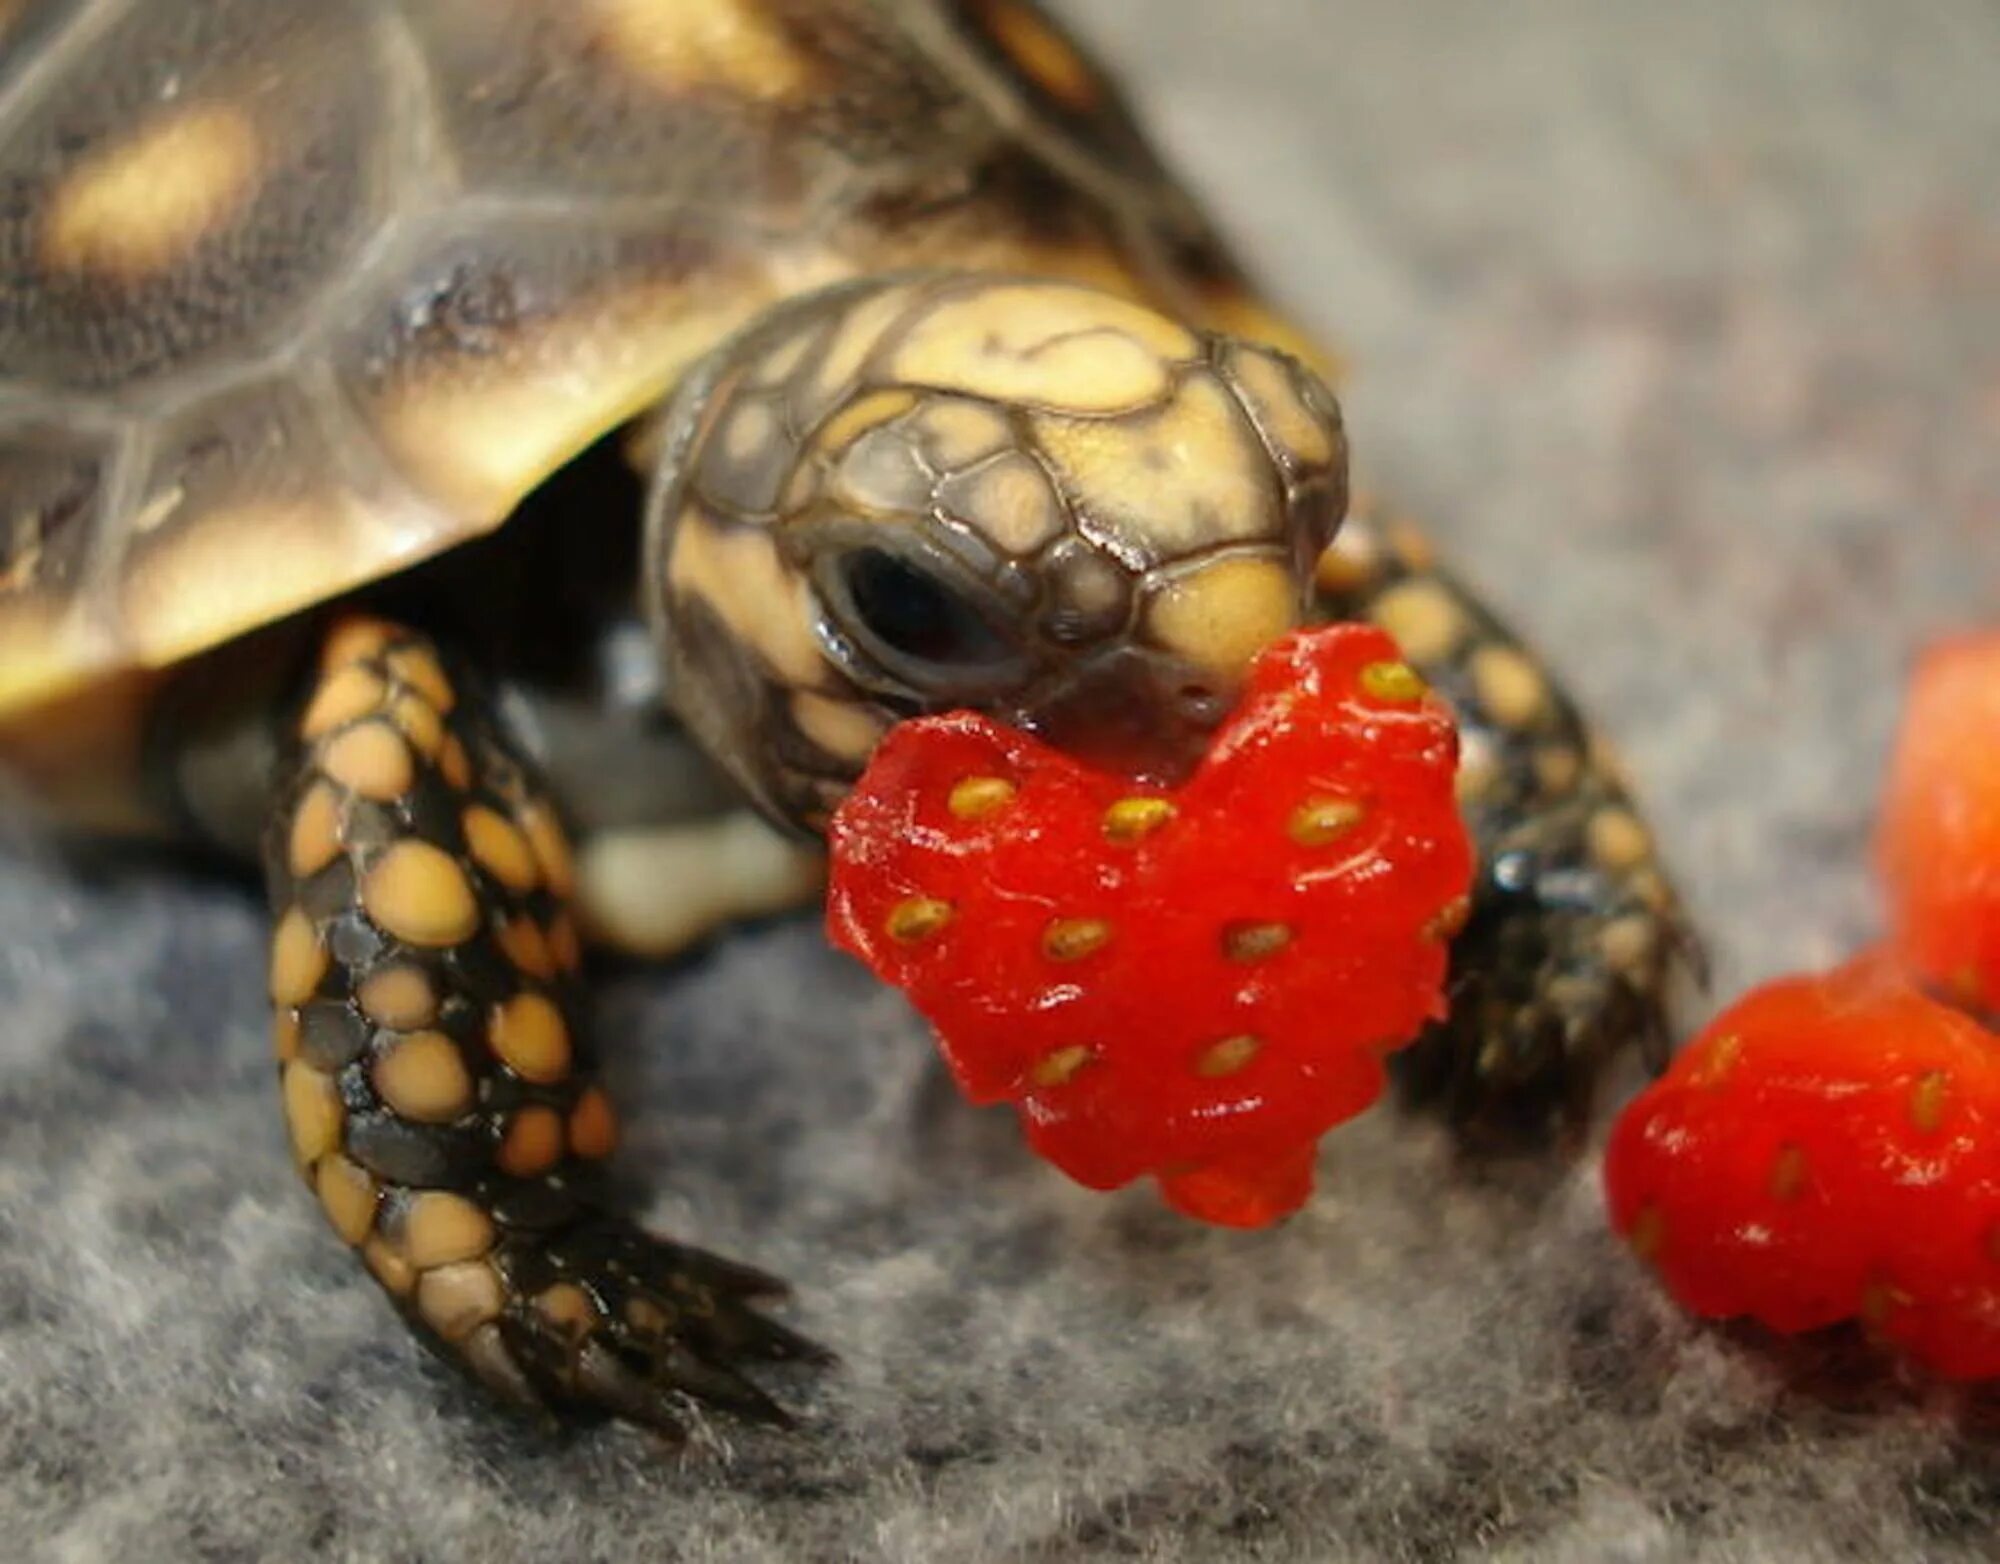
[263, 616, 824, 1433]
[1317, 500, 1703, 1144]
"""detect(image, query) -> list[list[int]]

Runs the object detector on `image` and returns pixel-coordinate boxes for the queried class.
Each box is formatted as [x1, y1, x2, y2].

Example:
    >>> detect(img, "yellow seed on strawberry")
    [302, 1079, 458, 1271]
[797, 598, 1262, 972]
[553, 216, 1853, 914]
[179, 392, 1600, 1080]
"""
[1288, 796, 1365, 847]
[948, 776, 1018, 820]
[1042, 917, 1112, 962]
[1194, 1034, 1263, 1078]
[886, 896, 954, 943]
[1360, 659, 1426, 702]
[1102, 797, 1176, 843]
[1222, 922, 1293, 962]
[1030, 1044, 1095, 1087]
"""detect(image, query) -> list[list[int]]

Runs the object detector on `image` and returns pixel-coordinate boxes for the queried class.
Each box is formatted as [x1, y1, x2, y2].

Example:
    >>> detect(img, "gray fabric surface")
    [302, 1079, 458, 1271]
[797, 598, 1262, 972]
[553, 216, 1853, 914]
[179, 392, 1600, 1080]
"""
[4, 2, 1999, 1559]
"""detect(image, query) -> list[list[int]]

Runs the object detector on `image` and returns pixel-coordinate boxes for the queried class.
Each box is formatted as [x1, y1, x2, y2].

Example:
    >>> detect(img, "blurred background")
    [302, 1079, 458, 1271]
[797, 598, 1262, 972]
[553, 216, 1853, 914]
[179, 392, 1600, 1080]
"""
[1, 3, 1997, 1560]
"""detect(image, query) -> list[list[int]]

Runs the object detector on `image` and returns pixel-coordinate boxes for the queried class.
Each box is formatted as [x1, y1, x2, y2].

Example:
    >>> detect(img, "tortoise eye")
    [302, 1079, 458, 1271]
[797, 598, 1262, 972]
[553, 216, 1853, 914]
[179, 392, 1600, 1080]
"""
[841, 548, 1014, 670]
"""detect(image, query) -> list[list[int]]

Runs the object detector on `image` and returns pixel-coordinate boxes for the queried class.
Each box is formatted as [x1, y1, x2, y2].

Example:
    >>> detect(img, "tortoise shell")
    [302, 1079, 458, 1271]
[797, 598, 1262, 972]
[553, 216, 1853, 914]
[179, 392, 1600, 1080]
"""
[0, 0, 1311, 720]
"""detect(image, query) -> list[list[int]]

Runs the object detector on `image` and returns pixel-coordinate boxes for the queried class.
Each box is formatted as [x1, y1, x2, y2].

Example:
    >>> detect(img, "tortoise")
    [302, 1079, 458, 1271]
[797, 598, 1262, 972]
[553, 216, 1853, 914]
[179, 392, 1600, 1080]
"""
[0, 0, 1692, 1435]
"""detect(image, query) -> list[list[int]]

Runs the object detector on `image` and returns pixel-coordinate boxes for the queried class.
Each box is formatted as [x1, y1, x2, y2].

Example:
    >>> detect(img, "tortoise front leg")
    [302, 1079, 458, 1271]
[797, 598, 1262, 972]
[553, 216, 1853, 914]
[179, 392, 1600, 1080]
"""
[1317, 500, 1702, 1145]
[263, 617, 824, 1434]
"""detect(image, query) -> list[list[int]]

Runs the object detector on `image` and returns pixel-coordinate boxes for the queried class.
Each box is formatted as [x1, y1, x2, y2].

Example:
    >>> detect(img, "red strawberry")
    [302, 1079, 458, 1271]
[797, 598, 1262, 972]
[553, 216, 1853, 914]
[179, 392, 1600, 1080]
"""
[1604, 950, 2000, 1380]
[827, 623, 1473, 1227]
[1876, 631, 2000, 1016]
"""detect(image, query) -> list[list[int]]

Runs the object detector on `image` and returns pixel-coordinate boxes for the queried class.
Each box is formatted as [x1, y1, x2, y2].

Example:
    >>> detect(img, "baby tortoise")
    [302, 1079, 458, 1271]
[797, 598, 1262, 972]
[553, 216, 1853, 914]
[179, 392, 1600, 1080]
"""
[0, 0, 1693, 1434]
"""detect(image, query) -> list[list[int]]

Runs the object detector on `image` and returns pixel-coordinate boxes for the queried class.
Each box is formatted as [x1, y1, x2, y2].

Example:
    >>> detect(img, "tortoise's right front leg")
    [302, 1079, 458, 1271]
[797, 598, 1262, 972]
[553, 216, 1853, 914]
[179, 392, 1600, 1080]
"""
[263, 617, 824, 1435]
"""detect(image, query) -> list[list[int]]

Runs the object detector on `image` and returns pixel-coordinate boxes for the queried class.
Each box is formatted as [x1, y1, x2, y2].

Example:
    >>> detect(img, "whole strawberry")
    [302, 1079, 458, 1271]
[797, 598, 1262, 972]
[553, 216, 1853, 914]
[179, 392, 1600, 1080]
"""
[1604, 951, 2000, 1380]
[827, 623, 1473, 1227]
[1876, 631, 2000, 1018]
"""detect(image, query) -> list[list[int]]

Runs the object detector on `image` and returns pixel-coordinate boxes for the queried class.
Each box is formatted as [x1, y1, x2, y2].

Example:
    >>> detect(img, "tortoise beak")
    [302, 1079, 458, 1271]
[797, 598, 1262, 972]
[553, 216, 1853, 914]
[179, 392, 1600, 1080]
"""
[1017, 646, 1245, 787]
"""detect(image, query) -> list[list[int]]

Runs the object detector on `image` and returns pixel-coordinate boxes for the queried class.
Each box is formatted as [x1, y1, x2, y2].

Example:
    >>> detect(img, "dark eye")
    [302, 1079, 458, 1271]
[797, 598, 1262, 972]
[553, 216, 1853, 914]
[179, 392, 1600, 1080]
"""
[843, 549, 1014, 668]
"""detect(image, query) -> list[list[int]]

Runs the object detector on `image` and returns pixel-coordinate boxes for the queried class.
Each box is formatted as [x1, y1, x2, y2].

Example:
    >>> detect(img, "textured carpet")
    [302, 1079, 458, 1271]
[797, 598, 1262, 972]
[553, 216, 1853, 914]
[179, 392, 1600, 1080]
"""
[4, 2, 2000, 1560]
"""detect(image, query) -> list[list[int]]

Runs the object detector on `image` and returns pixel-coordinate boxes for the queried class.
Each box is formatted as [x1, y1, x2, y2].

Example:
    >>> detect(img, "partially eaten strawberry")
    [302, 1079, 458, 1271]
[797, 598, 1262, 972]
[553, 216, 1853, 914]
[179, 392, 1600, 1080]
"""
[1876, 630, 2000, 1017]
[1603, 950, 2000, 1380]
[827, 623, 1474, 1227]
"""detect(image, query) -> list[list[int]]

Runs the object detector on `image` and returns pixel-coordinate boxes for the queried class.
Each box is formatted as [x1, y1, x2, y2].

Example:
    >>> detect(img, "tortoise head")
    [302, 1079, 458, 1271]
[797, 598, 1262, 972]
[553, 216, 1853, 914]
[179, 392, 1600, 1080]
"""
[644, 275, 1347, 830]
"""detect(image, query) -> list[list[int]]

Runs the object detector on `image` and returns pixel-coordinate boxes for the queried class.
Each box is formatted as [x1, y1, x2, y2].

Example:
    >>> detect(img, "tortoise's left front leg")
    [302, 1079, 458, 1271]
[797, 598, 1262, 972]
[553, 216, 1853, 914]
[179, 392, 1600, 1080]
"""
[1317, 501, 1703, 1145]
[263, 616, 824, 1434]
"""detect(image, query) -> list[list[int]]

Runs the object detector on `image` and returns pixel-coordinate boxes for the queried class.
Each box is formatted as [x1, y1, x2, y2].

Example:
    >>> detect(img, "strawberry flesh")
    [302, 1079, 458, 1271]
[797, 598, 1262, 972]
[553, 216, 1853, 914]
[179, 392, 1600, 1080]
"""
[827, 623, 1474, 1226]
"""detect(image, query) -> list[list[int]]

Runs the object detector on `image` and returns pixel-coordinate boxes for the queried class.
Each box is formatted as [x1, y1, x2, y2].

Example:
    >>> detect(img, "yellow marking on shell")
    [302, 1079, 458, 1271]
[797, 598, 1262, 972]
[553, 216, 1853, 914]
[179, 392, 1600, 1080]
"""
[41, 103, 261, 281]
[548, 913, 584, 973]
[1289, 796, 1365, 847]
[948, 776, 1017, 821]
[1102, 797, 1175, 842]
[792, 691, 886, 765]
[288, 782, 344, 878]
[463, 806, 539, 892]
[1360, 660, 1426, 703]
[358, 966, 436, 1031]
[269, 908, 328, 1006]
[719, 394, 781, 465]
[887, 897, 953, 943]
[371, 1031, 474, 1123]
[363, 1235, 416, 1297]
[892, 283, 1195, 413]
[384, 647, 454, 714]
[320, 618, 396, 674]
[315, 1154, 378, 1246]
[1035, 373, 1277, 561]
[1042, 917, 1112, 962]
[416, 1259, 505, 1342]
[404, 1192, 496, 1270]
[1029, 1044, 1094, 1088]
[370, 272, 767, 520]
[590, 0, 814, 100]
[1468, 644, 1549, 730]
[362, 842, 479, 948]
[568, 1088, 619, 1160]
[816, 389, 918, 455]
[390, 693, 445, 760]
[974, 0, 1101, 110]
[668, 509, 827, 688]
[911, 397, 1014, 468]
[497, 917, 557, 981]
[536, 1282, 597, 1336]
[499, 1106, 566, 1178]
[1195, 1034, 1263, 1079]
[281, 1060, 343, 1165]
[1368, 579, 1468, 666]
[1145, 556, 1300, 685]
[1910, 1071, 1950, 1135]
[1587, 808, 1653, 873]
[1230, 346, 1337, 468]
[517, 803, 576, 900]
[438, 736, 473, 792]
[321, 721, 414, 803]
[272, 1011, 301, 1064]
[1313, 528, 1380, 595]
[946, 453, 1064, 555]
[122, 497, 377, 678]
[1627, 1203, 1664, 1261]
[490, 993, 573, 1084]
[1222, 922, 1293, 962]
[300, 666, 387, 740]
